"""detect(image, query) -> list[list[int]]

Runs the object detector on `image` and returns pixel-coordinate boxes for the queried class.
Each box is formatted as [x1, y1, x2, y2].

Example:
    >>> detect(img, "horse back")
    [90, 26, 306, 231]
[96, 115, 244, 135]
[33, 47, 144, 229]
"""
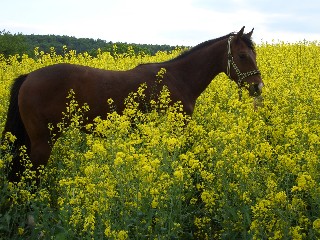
[18, 63, 161, 125]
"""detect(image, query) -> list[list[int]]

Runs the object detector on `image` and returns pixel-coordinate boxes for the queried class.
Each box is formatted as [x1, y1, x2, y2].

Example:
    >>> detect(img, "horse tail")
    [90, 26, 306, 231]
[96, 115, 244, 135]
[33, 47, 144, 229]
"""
[2, 74, 30, 182]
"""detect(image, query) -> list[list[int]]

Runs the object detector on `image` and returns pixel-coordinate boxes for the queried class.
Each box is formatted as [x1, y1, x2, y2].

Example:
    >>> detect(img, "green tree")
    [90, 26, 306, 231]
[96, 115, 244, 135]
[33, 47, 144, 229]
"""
[0, 30, 27, 57]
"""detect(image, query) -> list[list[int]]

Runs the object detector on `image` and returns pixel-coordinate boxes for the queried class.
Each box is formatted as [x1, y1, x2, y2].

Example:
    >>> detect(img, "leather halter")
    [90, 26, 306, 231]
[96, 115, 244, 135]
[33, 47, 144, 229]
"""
[226, 36, 261, 86]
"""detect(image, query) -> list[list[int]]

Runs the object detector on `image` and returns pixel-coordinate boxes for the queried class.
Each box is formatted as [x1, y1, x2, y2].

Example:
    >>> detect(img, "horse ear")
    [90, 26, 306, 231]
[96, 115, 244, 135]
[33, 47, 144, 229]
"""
[245, 28, 254, 39]
[236, 26, 245, 40]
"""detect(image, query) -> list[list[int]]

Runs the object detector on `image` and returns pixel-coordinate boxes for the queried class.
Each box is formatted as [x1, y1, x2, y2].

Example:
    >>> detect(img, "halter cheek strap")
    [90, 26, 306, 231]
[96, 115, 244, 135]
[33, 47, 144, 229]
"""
[226, 36, 261, 86]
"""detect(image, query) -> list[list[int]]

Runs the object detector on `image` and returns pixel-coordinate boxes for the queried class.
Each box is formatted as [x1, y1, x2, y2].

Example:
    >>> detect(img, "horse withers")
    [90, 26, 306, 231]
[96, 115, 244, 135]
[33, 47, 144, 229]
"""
[2, 26, 263, 182]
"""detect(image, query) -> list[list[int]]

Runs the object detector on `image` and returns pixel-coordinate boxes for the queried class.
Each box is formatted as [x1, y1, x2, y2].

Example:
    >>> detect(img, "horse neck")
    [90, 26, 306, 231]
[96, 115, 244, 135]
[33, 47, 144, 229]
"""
[164, 38, 228, 101]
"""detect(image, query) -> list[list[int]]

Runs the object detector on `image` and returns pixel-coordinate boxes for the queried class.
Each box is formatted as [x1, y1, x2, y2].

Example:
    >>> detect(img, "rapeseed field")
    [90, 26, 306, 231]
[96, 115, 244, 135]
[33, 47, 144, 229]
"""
[0, 42, 319, 239]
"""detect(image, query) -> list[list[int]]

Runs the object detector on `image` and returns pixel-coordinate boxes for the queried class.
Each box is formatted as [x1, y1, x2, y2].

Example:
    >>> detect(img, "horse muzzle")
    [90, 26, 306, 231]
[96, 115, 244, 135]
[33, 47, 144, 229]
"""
[248, 82, 264, 97]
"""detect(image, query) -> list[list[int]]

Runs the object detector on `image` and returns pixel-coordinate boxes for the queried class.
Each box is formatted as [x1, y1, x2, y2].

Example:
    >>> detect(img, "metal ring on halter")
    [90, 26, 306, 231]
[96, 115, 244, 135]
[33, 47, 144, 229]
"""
[226, 36, 261, 86]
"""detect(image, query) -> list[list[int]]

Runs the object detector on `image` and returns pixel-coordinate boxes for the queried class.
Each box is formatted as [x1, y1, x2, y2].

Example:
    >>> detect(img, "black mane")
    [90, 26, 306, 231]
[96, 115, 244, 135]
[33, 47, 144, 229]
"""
[167, 32, 255, 63]
[241, 34, 255, 52]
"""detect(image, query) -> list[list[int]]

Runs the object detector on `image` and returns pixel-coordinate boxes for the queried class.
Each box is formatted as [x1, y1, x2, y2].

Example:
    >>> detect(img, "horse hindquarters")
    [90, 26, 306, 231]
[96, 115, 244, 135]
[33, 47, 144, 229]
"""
[17, 80, 54, 180]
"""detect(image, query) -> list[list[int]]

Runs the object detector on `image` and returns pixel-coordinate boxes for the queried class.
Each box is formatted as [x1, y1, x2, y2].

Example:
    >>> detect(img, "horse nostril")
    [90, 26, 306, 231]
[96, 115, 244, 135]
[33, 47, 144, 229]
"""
[254, 84, 260, 93]
[249, 83, 263, 96]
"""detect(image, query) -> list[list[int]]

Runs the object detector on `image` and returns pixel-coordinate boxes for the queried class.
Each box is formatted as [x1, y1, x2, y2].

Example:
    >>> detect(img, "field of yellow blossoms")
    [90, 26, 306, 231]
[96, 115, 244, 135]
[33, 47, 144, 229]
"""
[0, 42, 320, 239]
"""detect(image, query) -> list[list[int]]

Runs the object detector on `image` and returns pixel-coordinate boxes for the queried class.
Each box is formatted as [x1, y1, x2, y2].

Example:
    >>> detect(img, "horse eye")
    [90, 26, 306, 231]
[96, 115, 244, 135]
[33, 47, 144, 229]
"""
[239, 53, 247, 59]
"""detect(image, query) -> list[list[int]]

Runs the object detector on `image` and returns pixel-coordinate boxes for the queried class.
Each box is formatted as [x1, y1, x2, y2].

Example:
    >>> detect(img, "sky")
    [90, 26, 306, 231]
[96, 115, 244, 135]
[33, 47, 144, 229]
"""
[2, 0, 320, 46]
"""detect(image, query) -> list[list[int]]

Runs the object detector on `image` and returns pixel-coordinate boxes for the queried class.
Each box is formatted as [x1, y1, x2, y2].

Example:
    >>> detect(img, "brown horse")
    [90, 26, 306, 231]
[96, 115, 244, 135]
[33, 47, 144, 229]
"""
[2, 26, 263, 182]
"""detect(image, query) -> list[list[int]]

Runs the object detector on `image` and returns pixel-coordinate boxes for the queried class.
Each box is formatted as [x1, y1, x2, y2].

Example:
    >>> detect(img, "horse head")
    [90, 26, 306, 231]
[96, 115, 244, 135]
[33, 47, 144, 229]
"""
[226, 26, 264, 97]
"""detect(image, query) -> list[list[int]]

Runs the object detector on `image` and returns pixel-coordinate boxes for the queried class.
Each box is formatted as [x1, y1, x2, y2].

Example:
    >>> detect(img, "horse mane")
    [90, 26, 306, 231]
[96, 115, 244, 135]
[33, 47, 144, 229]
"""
[240, 34, 256, 52]
[166, 32, 255, 63]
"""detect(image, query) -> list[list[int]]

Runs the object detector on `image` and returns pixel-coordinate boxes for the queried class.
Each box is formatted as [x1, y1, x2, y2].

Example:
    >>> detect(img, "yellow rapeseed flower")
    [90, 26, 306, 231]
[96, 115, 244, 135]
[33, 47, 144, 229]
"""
[313, 219, 320, 232]
[18, 227, 24, 236]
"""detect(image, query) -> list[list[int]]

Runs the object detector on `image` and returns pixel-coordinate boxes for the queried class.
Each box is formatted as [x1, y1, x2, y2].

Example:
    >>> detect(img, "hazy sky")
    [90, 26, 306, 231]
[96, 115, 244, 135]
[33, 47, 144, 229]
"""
[2, 0, 320, 46]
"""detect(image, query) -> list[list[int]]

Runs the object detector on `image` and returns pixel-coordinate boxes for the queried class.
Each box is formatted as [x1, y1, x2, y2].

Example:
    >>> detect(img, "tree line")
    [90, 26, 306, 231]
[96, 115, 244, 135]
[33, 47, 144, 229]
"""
[0, 30, 182, 58]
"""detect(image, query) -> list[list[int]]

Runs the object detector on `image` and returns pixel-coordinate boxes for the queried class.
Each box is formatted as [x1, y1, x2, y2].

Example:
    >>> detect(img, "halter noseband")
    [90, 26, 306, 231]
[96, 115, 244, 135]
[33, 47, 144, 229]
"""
[226, 36, 261, 86]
